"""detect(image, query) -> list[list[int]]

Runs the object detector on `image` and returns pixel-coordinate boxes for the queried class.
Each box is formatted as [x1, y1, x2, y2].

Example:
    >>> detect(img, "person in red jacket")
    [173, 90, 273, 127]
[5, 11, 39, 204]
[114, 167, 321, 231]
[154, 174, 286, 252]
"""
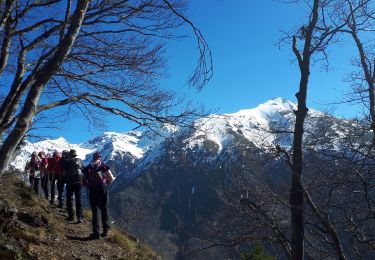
[39, 151, 49, 199]
[48, 150, 64, 207]
[25, 152, 41, 194]
[83, 152, 114, 239]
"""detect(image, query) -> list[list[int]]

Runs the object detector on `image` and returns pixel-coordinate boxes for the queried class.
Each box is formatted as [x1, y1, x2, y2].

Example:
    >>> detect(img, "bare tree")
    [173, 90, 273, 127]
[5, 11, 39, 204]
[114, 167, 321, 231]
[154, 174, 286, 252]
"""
[0, 0, 213, 176]
[283, 0, 350, 258]
[337, 0, 375, 147]
[181, 1, 375, 259]
[196, 1, 359, 258]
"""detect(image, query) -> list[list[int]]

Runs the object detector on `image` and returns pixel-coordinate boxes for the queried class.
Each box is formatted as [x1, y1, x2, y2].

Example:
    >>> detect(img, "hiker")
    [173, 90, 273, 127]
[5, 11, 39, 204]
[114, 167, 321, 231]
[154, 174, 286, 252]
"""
[48, 150, 63, 207]
[83, 152, 115, 239]
[25, 160, 33, 188]
[25, 152, 41, 194]
[58, 150, 71, 207]
[65, 149, 84, 223]
[39, 151, 49, 199]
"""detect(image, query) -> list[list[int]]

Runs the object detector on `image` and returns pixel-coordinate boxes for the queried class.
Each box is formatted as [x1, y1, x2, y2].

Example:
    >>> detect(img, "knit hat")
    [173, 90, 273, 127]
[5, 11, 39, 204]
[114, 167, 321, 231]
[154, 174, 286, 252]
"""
[93, 152, 101, 160]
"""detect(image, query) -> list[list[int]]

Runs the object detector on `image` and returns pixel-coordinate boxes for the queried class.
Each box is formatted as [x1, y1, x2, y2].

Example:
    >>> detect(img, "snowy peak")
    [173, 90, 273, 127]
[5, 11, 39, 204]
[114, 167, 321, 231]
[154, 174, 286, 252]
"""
[85, 131, 144, 161]
[21, 137, 93, 160]
[11, 137, 94, 172]
[12, 127, 172, 175]
[183, 98, 333, 156]
[184, 98, 297, 153]
[13, 98, 340, 177]
[229, 97, 296, 119]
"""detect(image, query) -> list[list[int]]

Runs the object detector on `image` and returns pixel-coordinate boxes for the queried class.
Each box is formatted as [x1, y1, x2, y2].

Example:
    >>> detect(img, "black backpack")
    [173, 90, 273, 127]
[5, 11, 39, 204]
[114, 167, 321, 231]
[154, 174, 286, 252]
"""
[67, 157, 83, 183]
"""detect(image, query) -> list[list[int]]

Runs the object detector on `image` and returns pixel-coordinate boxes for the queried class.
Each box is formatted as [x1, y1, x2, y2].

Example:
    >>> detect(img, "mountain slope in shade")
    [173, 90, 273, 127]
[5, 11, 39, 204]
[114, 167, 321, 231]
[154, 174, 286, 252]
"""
[109, 98, 361, 259]
[11, 98, 361, 259]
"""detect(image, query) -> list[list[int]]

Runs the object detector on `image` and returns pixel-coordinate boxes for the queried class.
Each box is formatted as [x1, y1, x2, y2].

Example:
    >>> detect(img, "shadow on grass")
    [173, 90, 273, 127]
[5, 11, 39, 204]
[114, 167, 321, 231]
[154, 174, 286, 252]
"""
[66, 235, 93, 242]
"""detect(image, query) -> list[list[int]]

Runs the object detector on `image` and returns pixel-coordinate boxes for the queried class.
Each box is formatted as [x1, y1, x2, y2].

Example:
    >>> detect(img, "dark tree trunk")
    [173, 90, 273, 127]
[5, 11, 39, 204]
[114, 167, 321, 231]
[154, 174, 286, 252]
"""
[290, 71, 309, 260]
[351, 30, 375, 147]
[0, 50, 27, 138]
[0, 22, 65, 139]
[0, 0, 14, 31]
[0, 19, 12, 76]
[0, 0, 91, 176]
[290, 1, 319, 259]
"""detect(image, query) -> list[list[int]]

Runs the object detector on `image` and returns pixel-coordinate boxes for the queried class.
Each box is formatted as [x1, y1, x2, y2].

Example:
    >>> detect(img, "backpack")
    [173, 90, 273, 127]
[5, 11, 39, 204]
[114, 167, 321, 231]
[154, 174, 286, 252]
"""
[29, 158, 41, 178]
[83, 162, 110, 187]
[67, 157, 83, 184]
[93, 169, 105, 185]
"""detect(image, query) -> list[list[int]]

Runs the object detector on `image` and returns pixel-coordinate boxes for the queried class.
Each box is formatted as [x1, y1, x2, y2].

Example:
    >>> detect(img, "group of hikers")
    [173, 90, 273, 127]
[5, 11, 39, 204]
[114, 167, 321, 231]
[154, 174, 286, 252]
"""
[24, 149, 115, 239]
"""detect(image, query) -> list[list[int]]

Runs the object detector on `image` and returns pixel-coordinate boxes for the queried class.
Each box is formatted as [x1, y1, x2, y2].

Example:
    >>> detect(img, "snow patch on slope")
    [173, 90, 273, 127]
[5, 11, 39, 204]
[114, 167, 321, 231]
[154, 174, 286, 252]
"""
[184, 98, 300, 153]
[11, 137, 95, 171]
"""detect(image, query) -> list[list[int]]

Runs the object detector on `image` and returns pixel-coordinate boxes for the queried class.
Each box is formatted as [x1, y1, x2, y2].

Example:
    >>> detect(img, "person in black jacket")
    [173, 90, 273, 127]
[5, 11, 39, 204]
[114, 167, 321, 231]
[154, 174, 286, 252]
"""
[65, 149, 83, 223]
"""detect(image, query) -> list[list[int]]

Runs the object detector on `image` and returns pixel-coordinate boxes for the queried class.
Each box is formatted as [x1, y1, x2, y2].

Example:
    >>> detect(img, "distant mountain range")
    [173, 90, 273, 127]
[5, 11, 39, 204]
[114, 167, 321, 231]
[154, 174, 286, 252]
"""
[12, 97, 361, 259]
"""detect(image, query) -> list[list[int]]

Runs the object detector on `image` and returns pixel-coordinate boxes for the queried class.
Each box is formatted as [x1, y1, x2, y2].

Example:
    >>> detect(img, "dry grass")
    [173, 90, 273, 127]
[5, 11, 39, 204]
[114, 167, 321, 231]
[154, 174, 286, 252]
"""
[0, 173, 159, 260]
[12, 228, 39, 244]
[14, 186, 39, 207]
[109, 229, 159, 259]
[46, 216, 65, 237]
[109, 229, 138, 256]
[82, 209, 92, 219]
[0, 245, 23, 259]
[38, 228, 47, 242]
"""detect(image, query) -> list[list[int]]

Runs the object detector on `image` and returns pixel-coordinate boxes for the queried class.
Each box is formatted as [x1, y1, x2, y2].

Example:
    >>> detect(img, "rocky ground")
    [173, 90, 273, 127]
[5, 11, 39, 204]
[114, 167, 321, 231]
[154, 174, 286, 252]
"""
[0, 172, 158, 260]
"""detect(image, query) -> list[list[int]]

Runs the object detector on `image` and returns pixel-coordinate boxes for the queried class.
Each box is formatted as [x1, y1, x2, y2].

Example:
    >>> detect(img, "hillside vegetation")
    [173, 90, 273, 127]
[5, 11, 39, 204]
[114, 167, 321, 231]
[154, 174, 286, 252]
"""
[0, 172, 158, 260]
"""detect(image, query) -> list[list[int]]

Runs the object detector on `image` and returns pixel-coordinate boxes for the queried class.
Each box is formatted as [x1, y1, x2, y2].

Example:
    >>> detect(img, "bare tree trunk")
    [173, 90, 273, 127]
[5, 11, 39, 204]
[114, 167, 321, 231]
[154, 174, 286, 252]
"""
[0, 19, 12, 75]
[0, 0, 14, 76]
[350, 30, 375, 147]
[290, 1, 319, 259]
[0, 0, 14, 31]
[0, 49, 27, 136]
[290, 69, 309, 260]
[304, 188, 346, 259]
[0, 24, 60, 139]
[0, 0, 91, 176]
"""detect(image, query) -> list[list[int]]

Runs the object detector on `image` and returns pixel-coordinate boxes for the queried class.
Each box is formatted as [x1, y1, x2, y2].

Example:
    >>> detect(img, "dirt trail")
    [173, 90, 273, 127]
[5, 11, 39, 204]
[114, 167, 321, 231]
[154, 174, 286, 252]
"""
[0, 173, 158, 260]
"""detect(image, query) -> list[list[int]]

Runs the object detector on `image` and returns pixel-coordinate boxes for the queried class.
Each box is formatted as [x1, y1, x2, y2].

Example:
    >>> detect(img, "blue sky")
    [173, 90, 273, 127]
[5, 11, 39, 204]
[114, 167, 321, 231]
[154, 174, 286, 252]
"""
[40, 0, 360, 143]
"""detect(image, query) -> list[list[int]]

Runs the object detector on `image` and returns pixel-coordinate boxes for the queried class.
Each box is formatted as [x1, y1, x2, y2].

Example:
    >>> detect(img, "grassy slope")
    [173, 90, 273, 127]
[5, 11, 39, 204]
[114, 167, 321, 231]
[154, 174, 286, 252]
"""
[0, 172, 159, 260]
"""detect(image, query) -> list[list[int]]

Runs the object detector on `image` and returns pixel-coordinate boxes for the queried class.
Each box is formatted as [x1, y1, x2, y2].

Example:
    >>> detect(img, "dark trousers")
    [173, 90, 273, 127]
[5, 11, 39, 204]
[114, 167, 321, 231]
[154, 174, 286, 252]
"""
[41, 174, 49, 199]
[89, 186, 110, 235]
[29, 175, 34, 188]
[51, 175, 65, 206]
[32, 177, 40, 194]
[66, 183, 82, 219]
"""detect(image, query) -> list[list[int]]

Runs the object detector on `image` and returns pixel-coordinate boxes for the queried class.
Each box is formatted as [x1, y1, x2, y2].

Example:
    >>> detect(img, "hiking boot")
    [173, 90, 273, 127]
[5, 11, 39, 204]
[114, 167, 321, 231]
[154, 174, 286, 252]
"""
[89, 233, 100, 240]
[58, 203, 64, 208]
[65, 216, 74, 221]
[77, 217, 83, 223]
[101, 230, 108, 237]
[49, 200, 54, 205]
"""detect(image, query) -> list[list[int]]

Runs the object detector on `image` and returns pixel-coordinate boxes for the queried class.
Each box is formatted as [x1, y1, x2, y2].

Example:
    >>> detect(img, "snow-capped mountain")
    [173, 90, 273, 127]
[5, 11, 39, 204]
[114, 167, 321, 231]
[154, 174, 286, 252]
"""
[11, 137, 93, 171]
[12, 97, 361, 259]
[107, 98, 362, 260]
[185, 97, 300, 152]
[12, 121, 178, 176]
[13, 97, 351, 177]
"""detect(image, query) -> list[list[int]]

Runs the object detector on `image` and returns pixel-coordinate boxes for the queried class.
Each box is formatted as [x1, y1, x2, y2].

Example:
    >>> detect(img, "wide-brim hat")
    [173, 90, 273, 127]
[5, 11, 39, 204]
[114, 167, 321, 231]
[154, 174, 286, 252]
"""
[69, 149, 78, 157]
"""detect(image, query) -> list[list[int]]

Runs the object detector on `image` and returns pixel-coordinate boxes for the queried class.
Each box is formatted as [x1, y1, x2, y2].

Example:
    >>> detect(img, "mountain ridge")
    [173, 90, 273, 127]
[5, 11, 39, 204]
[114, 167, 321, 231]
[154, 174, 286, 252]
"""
[12, 97, 305, 173]
[11, 97, 364, 259]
